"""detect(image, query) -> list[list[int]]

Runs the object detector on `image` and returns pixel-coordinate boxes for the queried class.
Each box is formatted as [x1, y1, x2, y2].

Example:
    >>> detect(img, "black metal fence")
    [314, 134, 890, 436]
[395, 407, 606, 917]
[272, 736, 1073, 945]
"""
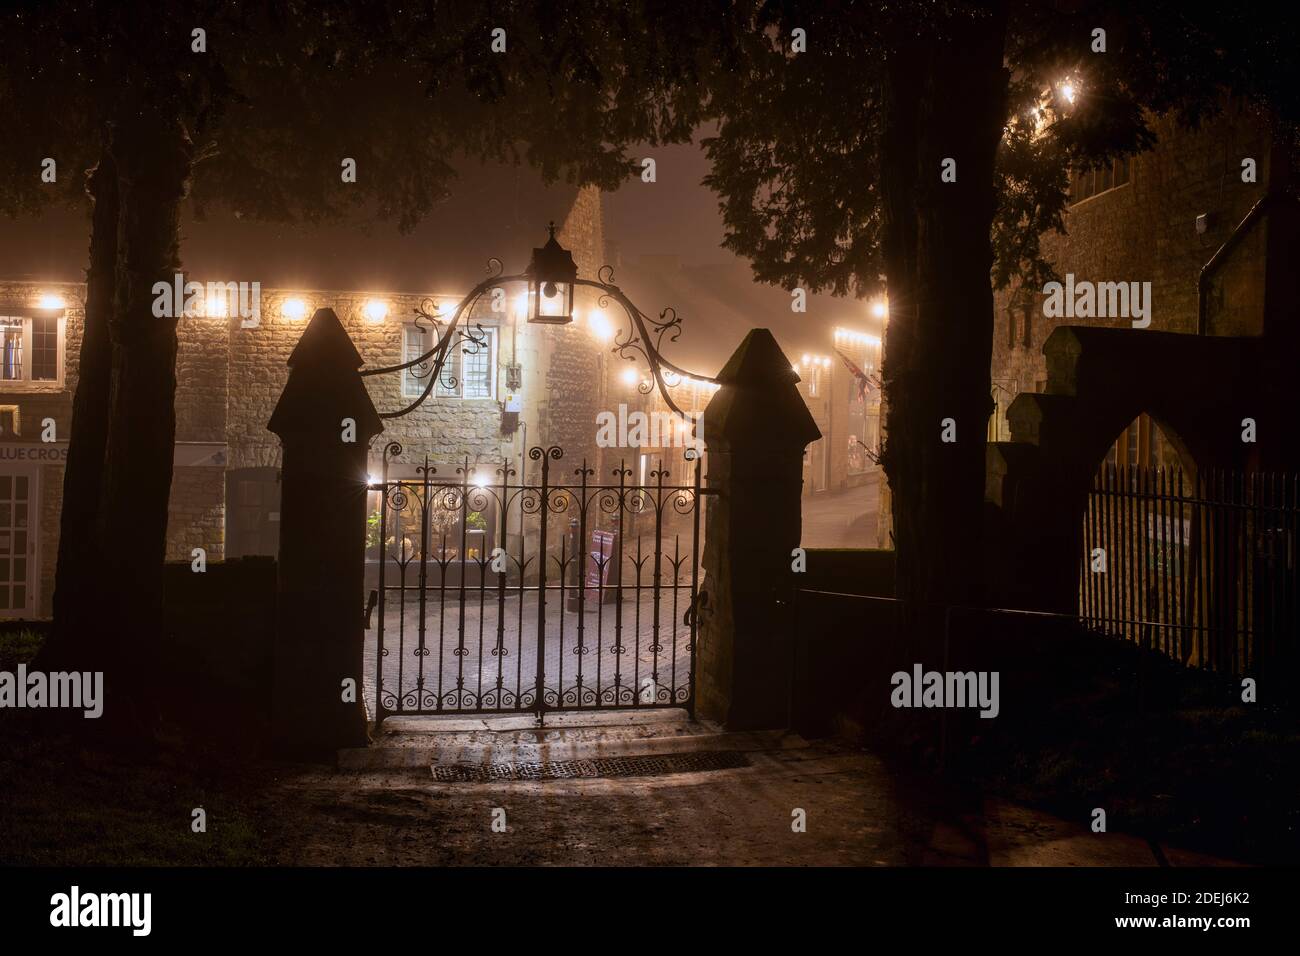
[1079, 466, 1299, 676]
[370, 443, 708, 722]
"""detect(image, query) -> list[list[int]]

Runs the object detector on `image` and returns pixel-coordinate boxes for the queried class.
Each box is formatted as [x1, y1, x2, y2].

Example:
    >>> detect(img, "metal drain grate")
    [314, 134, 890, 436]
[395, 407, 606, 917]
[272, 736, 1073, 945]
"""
[431, 750, 750, 782]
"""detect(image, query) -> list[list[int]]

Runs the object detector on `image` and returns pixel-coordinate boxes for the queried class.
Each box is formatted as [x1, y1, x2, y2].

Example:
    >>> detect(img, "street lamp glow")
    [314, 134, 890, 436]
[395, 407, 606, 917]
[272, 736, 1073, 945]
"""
[205, 293, 229, 318]
[363, 299, 389, 323]
[588, 308, 614, 341]
[37, 293, 66, 310]
[871, 299, 888, 320]
[620, 366, 639, 387]
[280, 297, 308, 320]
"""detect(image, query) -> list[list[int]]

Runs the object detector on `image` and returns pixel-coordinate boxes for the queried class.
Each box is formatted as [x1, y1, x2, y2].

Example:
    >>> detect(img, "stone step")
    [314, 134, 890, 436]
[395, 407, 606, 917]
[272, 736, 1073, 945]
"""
[338, 727, 808, 771]
[378, 707, 705, 735]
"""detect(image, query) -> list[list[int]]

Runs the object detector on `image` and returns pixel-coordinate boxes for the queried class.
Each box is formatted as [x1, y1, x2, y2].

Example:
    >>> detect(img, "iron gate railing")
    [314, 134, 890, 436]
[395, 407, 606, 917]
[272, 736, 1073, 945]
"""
[369, 443, 709, 721]
[1079, 465, 1299, 676]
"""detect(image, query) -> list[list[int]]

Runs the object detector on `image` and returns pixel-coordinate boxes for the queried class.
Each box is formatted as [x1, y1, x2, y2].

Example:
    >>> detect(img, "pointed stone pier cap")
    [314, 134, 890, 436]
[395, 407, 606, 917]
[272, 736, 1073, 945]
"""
[702, 328, 821, 450]
[268, 308, 384, 441]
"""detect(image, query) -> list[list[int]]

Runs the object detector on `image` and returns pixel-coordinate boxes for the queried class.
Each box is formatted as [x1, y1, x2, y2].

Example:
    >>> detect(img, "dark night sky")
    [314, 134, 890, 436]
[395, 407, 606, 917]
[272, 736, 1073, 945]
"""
[1, 137, 876, 372]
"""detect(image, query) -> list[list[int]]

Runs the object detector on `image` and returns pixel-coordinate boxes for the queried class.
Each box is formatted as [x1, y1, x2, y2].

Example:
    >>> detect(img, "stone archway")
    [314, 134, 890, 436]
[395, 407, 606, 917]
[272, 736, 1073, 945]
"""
[984, 325, 1273, 615]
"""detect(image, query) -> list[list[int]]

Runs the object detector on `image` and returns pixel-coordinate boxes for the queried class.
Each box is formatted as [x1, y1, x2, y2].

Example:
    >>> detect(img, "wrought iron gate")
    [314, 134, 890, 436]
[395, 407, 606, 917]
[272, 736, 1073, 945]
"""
[369, 443, 707, 722]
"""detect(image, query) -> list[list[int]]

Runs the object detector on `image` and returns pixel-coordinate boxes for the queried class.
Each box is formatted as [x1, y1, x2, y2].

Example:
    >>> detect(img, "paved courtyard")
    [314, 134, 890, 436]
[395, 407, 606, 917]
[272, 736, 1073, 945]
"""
[270, 712, 1241, 867]
[802, 476, 881, 548]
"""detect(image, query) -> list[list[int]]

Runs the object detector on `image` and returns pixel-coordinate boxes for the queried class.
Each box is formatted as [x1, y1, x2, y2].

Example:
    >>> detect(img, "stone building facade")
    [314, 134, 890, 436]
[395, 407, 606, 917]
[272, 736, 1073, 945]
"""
[794, 327, 884, 501]
[989, 97, 1275, 466]
[982, 96, 1300, 617]
[0, 188, 609, 618]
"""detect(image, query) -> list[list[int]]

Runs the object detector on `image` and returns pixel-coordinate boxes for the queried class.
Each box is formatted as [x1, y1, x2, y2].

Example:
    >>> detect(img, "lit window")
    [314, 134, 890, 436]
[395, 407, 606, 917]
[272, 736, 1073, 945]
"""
[0, 312, 64, 388]
[460, 332, 494, 399]
[407, 325, 497, 400]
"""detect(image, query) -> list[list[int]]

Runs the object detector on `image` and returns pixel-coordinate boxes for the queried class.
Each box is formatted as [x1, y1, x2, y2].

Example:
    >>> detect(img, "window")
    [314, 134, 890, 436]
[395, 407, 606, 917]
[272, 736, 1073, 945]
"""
[405, 325, 497, 400]
[402, 324, 432, 398]
[1069, 157, 1131, 204]
[0, 470, 32, 614]
[0, 406, 19, 438]
[0, 312, 64, 388]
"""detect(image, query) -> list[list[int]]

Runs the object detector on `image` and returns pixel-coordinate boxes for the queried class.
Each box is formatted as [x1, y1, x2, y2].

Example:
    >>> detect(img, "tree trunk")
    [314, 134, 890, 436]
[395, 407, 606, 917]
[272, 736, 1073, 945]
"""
[879, 7, 1008, 655]
[40, 142, 118, 673]
[96, 109, 193, 727]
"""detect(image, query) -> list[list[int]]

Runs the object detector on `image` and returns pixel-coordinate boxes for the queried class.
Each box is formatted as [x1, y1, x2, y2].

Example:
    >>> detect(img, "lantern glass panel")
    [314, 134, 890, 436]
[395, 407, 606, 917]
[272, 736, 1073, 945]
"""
[529, 277, 573, 323]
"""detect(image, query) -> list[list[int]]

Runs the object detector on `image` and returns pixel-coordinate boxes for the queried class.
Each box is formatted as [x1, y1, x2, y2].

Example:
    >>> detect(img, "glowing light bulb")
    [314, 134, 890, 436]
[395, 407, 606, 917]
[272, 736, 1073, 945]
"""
[363, 299, 389, 323]
[588, 309, 613, 341]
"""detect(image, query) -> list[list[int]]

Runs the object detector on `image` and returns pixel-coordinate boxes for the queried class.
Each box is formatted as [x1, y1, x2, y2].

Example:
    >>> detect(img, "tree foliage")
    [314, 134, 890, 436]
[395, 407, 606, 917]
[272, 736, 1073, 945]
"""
[698, 1, 1300, 300]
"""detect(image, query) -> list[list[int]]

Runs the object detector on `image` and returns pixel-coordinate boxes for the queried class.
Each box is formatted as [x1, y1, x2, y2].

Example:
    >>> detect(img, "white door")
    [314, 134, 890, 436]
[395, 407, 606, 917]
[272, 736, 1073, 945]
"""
[0, 465, 38, 618]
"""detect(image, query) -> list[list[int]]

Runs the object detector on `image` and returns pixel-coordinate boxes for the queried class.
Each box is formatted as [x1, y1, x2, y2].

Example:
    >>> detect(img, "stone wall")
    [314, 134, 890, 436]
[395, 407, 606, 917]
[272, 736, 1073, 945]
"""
[227, 289, 514, 474]
[166, 466, 226, 562]
[176, 314, 229, 443]
[541, 186, 606, 476]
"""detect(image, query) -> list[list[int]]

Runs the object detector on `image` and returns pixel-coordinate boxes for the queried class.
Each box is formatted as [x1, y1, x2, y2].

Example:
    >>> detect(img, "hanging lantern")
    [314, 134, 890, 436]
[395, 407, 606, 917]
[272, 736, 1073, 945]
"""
[524, 222, 577, 325]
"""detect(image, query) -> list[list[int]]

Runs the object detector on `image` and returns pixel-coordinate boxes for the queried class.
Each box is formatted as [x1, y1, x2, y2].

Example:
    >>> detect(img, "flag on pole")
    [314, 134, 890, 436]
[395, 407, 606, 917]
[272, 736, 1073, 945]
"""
[835, 348, 872, 401]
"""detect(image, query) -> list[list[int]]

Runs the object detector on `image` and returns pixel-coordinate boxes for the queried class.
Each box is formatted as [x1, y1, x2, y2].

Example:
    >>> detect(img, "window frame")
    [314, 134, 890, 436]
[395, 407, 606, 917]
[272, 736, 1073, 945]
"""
[0, 307, 66, 391]
[404, 324, 498, 401]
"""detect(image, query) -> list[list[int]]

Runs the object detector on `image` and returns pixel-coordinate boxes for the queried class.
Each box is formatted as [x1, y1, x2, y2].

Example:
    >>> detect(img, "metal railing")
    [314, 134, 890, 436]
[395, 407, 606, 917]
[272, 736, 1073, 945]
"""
[1080, 465, 1299, 676]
